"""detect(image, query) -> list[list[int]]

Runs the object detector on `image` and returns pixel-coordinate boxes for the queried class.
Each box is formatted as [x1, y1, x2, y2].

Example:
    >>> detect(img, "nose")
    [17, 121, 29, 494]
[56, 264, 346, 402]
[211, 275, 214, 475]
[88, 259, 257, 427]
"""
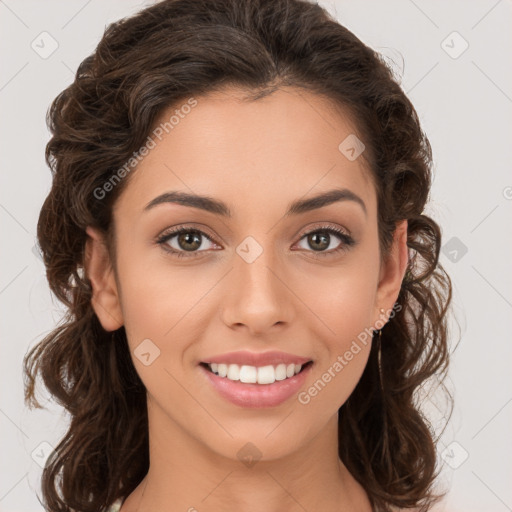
[219, 245, 294, 335]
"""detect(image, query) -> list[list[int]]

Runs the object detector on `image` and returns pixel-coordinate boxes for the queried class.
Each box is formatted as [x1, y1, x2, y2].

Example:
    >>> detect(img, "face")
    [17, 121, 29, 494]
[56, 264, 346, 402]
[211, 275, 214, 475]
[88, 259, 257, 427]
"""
[86, 86, 407, 463]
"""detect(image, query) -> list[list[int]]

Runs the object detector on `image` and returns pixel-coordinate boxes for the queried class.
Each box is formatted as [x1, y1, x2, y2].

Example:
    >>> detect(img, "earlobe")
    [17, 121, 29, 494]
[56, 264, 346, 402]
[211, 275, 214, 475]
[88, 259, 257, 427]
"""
[84, 226, 124, 332]
[374, 220, 409, 324]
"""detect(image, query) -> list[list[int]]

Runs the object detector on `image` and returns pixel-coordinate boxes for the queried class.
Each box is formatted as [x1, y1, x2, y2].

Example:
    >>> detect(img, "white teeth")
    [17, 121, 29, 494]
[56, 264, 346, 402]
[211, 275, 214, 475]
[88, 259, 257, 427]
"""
[257, 365, 276, 384]
[206, 362, 305, 384]
[227, 364, 240, 381]
[239, 365, 257, 383]
[275, 363, 287, 381]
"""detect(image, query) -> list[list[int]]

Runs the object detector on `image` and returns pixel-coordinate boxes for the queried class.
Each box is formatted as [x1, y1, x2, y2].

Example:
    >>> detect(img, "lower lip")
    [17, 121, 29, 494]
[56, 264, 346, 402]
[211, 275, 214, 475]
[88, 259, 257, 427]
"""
[199, 363, 313, 408]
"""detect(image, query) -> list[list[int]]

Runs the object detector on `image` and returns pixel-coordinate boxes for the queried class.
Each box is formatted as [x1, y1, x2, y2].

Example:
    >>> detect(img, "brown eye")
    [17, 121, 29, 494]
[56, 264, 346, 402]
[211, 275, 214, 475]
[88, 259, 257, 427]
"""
[295, 225, 355, 256]
[306, 231, 331, 251]
[157, 227, 217, 258]
[176, 231, 202, 251]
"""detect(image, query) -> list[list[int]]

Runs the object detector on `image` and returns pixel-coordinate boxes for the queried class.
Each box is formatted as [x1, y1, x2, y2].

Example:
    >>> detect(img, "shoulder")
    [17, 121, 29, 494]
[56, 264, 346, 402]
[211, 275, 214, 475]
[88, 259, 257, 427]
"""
[103, 498, 123, 512]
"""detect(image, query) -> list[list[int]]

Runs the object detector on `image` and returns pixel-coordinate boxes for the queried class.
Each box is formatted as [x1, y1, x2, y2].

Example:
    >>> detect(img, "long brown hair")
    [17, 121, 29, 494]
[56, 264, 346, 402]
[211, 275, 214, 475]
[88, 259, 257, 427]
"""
[23, 0, 454, 510]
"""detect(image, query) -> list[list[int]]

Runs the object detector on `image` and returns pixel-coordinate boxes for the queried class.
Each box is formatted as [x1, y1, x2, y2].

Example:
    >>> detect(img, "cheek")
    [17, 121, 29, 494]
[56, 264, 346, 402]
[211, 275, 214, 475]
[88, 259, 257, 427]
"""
[295, 254, 378, 410]
[115, 250, 218, 392]
[299, 255, 379, 342]
[298, 282, 375, 417]
[116, 246, 203, 342]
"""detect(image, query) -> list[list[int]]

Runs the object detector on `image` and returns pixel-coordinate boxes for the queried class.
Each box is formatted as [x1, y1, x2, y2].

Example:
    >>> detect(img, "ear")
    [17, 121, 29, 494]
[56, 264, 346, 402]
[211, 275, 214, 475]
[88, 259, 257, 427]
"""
[374, 219, 409, 325]
[84, 226, 124, 331]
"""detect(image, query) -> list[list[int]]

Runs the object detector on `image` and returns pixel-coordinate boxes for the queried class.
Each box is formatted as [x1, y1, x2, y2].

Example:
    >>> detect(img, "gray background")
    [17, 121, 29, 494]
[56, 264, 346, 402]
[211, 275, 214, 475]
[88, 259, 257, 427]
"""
[1, 1, 511, 510]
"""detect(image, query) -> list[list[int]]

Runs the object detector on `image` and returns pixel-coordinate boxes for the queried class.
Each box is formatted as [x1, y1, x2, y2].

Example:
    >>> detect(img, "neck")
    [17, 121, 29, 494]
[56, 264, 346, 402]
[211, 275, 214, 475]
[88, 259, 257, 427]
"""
[120, 401, 372, 512]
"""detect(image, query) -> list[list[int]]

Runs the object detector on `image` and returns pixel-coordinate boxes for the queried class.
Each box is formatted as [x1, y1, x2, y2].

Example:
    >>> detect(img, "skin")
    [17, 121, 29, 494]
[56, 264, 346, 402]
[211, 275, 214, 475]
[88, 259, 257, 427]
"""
[85, 86, 408, 512]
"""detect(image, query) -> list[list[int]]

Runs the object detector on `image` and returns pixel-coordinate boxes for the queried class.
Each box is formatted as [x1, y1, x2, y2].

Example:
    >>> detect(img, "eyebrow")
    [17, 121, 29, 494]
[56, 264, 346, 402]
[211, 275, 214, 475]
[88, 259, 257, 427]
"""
[143, 188, 367, 218]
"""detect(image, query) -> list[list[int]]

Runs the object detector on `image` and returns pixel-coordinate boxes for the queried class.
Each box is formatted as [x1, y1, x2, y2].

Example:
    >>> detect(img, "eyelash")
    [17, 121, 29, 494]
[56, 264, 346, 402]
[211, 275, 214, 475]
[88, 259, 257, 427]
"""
[156, 224, 355, 259]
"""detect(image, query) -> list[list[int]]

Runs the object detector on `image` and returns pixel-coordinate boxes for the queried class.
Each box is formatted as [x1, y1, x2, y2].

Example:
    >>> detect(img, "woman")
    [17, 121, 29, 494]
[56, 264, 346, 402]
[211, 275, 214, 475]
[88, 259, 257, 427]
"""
[23, 0, 453, 511]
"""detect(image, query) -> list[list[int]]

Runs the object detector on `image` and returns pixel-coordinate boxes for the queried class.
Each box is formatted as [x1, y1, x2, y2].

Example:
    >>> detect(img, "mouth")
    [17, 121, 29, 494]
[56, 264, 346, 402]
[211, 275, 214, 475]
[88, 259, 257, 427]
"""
[199, 359, 314, 408]
[199, 360, 314, 385]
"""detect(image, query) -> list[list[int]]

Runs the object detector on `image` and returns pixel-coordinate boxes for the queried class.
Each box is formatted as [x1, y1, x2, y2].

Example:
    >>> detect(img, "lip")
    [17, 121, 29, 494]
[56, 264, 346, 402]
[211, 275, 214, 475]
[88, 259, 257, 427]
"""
[201, 350, 311, 367]
[199, 361, 314, 408]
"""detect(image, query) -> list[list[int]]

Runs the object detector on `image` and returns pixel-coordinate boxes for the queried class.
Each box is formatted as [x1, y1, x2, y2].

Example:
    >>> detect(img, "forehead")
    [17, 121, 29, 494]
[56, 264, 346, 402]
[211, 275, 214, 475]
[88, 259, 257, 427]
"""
[114, 86, 376, 219]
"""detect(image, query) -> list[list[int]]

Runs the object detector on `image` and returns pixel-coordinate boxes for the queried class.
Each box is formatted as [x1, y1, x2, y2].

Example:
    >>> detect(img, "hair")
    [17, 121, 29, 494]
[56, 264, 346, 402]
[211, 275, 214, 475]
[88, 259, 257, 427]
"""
[23, 0, 454, 511]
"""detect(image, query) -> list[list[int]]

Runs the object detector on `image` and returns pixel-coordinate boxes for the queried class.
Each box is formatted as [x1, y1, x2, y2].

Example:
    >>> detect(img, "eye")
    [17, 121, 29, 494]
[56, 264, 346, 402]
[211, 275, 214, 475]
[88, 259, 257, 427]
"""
[156, 226, 218, 258]
[294, 224, 355, 257]
[156, 223, 355, 259]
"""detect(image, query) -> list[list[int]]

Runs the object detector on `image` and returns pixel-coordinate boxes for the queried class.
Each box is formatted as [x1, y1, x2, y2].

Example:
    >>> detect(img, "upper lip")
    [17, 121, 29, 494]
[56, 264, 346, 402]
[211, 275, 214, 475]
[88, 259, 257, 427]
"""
[201, 350, 312, 367]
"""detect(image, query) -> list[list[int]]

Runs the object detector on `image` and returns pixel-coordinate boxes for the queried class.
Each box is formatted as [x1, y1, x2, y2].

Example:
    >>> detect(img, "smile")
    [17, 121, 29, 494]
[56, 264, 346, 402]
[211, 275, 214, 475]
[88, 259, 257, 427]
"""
[199, 361, 314, 408]
[202, 362, 312, 384]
